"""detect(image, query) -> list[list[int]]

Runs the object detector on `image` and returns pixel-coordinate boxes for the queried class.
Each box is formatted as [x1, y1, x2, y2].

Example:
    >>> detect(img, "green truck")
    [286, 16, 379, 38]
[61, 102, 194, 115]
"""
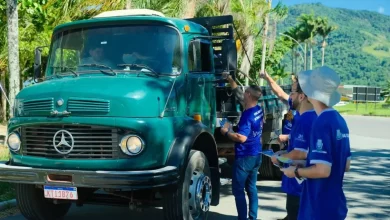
[0, 9, 290, 219]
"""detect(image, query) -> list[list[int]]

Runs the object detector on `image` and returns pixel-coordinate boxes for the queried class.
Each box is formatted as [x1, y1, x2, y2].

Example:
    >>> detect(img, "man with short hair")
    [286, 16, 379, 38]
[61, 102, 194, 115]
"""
[271, 79, 317, 220]
[221, 73, 264, 220]
[281, 66, 351, 220]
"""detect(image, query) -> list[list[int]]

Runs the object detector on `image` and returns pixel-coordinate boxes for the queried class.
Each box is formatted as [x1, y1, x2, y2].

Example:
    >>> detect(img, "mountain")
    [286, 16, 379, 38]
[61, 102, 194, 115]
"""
[277, 3, 390, 87]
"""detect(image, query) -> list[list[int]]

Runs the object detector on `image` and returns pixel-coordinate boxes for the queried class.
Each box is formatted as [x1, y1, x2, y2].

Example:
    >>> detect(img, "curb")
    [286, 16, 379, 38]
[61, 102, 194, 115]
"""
[0, 199, 16, 211]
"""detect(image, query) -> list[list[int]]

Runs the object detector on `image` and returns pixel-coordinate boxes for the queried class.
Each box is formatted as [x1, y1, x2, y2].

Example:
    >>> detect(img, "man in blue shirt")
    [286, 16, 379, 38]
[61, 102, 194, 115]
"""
[271, 80, 317, 220]
[221, 74, 264, 220]
[281, 66, 351, 220]
[260, 71, 300, 150]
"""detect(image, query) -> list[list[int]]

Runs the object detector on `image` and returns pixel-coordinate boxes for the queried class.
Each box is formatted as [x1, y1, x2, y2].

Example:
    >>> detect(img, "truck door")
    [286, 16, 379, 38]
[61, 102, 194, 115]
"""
[186, 38, 216, 130]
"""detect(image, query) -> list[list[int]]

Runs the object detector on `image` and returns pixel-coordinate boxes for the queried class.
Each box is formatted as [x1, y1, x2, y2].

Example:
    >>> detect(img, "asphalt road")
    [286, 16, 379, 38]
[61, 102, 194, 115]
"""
[2, 115, 390, 220]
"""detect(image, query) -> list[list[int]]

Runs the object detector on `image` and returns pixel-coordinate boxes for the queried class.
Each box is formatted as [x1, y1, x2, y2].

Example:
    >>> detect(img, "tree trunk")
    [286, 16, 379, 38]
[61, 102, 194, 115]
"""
[7, 0, 20, 118]
[310, 39, 313, 70]
[125, 0, 131, 9]
[321, 40, 326, 66]
[260, 0, 272, 86]
[0, 73, 6, 122]
[182, 0, 197, 18]
[239, 35, 255, 86]
[304, 43, 307, 71]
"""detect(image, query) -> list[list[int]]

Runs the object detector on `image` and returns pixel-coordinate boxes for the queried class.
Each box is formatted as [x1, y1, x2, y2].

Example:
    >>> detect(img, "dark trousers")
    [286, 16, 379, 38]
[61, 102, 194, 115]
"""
[286, 194, 300, 220]
[232, 155, 262, 220]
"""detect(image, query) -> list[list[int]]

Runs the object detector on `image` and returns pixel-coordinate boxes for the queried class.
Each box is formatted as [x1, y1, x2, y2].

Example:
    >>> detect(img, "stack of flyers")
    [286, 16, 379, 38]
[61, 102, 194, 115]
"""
[277, 156, 293, 165]
[219, 118, 228, 127]
[261, 150, 274, 157]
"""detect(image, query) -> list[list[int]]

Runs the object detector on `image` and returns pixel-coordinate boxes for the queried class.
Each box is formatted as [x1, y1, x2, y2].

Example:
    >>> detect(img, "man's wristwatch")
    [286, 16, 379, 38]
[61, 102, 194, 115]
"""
[294, 166, 302, 179]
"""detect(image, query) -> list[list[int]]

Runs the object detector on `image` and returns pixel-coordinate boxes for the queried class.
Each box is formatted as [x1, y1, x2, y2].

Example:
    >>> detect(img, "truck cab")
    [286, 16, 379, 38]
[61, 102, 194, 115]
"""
[0, 9, 288, 220]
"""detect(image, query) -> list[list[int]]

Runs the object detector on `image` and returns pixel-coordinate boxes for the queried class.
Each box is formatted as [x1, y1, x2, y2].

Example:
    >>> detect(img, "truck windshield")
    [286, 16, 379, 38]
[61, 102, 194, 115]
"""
[45, 24, 182, 77]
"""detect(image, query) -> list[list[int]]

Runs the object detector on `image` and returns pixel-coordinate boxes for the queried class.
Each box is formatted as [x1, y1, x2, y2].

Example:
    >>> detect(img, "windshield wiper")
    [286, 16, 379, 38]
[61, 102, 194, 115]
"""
[117, 64, 159, 78]
[78, 64, 117, 76]
[50, 66, 79, 77]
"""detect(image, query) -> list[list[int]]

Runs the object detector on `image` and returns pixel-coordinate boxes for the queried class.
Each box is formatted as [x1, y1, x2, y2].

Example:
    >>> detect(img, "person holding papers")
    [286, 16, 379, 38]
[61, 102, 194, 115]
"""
[221, 72, 264, 220]
[281, 66, 351, 220]
[269, 80, 317, 220]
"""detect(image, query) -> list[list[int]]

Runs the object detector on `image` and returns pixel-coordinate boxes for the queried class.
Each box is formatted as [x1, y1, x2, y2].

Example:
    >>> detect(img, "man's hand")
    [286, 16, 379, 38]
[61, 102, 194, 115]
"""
[220, 121, 231, 135]
[278, 134, 289, 144]
[271, 155, 279, 164]
[259, 70, 269, 79]
[281, 166, 296, 178]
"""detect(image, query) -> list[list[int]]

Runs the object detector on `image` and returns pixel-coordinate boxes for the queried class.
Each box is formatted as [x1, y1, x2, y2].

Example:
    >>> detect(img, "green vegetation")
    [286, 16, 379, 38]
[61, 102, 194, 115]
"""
[0, 146, 14, 203]
[278, 3, 390, 87]
[334, 102, 390, 117]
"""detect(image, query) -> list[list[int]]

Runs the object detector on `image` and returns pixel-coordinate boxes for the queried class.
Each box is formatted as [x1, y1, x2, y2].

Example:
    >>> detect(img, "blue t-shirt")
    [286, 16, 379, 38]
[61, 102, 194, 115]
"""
[299, 109, 351, 220]
[281, 110, 317, 196]
[235, 105, 264, 158]
[282, 96, 300, 135]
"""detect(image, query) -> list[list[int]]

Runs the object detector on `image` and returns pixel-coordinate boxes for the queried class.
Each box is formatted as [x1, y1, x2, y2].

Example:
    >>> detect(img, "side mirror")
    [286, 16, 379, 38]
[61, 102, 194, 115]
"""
[221, 39, 237, 75]
[33, 47, 42, 83]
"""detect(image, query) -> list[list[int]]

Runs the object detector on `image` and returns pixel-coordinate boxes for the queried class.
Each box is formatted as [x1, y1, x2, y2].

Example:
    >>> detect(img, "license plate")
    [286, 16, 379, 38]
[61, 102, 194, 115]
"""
[44, 186, 78, 200]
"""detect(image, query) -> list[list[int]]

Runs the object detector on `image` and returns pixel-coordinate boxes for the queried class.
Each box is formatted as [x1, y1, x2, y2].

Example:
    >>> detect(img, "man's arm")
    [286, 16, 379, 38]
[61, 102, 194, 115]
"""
[260, 71, 289, 103]
[222, 72, 245, 107]
[345, 159, 351, 172]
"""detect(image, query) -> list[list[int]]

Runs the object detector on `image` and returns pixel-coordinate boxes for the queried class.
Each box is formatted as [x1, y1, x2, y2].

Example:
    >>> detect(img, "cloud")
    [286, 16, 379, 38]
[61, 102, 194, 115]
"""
[378, 6, 385, 14]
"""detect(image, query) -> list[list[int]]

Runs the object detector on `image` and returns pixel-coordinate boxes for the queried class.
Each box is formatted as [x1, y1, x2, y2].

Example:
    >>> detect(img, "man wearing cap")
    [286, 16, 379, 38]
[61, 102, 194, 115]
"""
[221, 73, 264, 220]
[281, 66, 351, 220]
[270, 79, 317, 220]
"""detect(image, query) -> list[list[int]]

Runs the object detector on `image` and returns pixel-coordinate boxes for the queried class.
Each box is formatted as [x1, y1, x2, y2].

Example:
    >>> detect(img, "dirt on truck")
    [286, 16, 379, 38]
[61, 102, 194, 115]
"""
[0, 9, 290, 220]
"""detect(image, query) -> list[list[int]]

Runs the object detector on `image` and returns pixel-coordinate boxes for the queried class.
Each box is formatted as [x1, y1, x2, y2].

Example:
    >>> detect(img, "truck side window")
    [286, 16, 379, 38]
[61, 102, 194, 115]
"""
[188, 39, 212, 73]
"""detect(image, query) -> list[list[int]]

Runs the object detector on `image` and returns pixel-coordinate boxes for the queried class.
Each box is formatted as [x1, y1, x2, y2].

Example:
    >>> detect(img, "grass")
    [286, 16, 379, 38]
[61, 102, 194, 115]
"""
[361, 31, 390, 59]
[334, 102, 390, 117]
[0, 145, 15, 203]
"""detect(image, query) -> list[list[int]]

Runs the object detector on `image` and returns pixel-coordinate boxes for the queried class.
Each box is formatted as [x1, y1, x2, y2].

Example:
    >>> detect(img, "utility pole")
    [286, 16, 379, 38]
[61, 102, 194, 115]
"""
[260, 0, 272, 86]
[6, 0, 20, 118]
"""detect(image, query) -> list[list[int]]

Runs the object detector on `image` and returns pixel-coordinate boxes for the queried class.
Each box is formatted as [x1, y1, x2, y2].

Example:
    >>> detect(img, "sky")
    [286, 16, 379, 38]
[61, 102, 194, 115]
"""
[273, 0, 390, 16]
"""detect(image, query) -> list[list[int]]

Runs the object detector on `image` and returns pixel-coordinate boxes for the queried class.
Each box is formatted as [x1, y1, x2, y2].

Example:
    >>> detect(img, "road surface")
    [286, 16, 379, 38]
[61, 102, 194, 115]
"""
[1, 115, 390, 219]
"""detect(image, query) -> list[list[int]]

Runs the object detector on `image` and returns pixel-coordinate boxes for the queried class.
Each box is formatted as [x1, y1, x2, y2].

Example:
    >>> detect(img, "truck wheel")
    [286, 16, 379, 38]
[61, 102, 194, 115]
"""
[163, 150, 212, 220]
[16, 183, 71, 220]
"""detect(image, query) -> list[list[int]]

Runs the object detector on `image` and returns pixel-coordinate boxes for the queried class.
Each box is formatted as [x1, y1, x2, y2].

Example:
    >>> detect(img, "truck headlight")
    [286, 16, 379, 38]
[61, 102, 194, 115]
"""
[119, 135, 144, 155]
[7, 132, 21, 151]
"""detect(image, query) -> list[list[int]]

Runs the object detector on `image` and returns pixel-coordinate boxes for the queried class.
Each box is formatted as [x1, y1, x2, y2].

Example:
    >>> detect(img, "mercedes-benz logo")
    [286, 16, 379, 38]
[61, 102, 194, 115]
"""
[52, 130, 74, 155]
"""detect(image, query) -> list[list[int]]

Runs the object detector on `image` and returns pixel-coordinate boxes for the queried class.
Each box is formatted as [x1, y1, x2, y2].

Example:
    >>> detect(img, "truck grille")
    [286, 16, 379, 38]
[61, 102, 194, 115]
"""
[22, 98, 54, 115]
[21, 125, 118, 159]
[68, 98, 110, 113]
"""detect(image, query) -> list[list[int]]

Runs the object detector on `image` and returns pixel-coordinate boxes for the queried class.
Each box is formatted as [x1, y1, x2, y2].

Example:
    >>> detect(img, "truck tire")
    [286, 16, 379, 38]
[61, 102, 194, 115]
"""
[16, 183, 71, 220]
[163, 150, 212, 220]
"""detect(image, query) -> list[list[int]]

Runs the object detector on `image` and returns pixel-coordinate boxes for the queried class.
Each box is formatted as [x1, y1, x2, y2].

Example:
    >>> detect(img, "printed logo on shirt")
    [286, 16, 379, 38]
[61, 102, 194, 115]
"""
[252, 131, 261, 137]
[312, 139, 327, 154]
[254, 110, 263, 121]
[295, 134, 305, 142]
[336, 129, 349, 140]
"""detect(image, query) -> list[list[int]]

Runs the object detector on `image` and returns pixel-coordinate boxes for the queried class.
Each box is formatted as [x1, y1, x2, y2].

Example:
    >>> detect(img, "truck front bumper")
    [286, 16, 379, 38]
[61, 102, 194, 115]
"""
[0, 162, 179, 190]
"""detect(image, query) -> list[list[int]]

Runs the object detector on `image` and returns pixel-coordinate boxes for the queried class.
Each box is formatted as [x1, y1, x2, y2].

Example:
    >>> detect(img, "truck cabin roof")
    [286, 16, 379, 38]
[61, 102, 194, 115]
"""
[53, 9, 209, 35]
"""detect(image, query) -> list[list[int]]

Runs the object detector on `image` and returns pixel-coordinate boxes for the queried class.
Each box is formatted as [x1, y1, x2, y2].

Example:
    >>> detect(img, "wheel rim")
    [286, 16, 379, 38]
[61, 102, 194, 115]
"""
[188, 170, 212, 219]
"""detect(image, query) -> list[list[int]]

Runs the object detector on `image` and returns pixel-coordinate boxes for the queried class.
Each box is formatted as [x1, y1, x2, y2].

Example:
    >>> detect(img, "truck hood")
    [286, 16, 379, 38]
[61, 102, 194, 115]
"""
[16, 76, 177, 118]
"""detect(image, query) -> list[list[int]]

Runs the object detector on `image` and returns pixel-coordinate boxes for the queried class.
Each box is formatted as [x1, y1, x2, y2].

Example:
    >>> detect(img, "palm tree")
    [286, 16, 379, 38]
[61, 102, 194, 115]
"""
[316, 17, 337, 66]
[297, 13, 318, 70]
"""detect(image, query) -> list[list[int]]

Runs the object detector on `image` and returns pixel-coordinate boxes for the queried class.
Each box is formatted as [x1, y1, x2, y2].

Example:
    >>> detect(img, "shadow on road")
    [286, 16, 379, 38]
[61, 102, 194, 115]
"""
[344, 149, 390, 219]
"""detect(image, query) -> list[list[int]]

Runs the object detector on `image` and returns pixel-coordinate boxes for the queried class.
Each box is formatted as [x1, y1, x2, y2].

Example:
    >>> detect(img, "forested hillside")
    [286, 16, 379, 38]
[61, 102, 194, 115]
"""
[278, 3, 390, 87]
